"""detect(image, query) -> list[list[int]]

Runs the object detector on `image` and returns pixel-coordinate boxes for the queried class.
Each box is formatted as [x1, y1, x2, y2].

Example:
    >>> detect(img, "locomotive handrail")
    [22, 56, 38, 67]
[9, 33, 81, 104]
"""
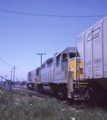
[66, 61, 70, 89]
[76, 49, 80, 88]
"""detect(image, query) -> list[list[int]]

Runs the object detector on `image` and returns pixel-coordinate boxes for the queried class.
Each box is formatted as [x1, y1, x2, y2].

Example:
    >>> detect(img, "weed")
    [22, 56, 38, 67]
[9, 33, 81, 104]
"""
[0, 88, 107, 120]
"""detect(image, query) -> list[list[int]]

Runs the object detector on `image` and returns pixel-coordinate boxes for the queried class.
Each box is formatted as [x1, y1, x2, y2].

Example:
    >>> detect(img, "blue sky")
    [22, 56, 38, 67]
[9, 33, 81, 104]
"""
[0, 0, 107, 81]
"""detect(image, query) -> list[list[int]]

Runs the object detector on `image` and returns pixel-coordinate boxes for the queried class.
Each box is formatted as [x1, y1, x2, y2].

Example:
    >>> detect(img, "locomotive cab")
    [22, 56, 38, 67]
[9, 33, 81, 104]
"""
[54, 47, 88, 100]
[27, 67, 40, 90]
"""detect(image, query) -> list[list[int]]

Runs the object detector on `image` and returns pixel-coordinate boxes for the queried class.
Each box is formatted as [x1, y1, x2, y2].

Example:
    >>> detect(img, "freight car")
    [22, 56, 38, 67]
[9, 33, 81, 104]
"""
[76, 15, 107, 105]
[26, 47, 88, 100]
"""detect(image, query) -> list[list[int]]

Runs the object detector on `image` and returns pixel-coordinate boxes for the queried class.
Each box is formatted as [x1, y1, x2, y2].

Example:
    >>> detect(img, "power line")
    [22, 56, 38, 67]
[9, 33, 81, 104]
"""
[6, 71, 11, 76]
[0, 32, 79, 36]
[0, 9, 105, 18]
[0, 57, 13, 67]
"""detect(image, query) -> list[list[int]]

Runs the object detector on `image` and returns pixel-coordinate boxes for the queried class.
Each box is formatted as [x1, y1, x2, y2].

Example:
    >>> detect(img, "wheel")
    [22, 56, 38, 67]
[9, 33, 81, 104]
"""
[34, 84, 37, 91]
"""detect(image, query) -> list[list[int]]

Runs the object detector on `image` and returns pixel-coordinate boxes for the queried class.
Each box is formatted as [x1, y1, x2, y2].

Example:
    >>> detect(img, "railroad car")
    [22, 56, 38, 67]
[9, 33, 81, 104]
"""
[27, 47, 88, 100]
[76, 15, 107, 105]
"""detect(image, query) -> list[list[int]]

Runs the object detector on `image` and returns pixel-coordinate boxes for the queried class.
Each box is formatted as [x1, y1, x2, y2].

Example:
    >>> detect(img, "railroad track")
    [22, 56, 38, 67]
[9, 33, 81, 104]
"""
[0, 85, 53, 99]
[11, 87, 107, 110]
[12, 87, 54, 99]
[0, 85, 88, 110]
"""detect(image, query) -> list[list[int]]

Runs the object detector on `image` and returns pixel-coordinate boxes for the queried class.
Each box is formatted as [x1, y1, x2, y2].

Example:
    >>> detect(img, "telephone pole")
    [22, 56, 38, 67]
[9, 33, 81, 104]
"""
[11, 69, 12, 82]
[37, 53, 46, 65]
[13, 66, 17, 85]
[5, 74, 7, 80]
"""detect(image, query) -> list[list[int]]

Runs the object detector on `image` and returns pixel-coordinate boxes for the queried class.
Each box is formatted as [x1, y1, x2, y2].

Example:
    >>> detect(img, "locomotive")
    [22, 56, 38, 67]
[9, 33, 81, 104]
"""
[27, 15, 107, 104]
[26, 47, 88, 100]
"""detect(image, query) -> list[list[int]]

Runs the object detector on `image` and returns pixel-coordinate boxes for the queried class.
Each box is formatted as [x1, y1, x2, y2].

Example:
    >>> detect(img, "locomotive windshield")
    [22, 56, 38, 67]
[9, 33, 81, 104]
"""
[69, 53, 76, 58]
[69, 52, 80, 59]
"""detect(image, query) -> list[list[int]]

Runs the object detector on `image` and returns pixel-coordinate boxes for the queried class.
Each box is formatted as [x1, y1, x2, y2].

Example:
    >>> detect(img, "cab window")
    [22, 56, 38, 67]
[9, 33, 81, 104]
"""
[69, 53, 75, 58]
[56, 54, 61, 66]
[62, 53, 67, 62]
[47, 62, 52, 67]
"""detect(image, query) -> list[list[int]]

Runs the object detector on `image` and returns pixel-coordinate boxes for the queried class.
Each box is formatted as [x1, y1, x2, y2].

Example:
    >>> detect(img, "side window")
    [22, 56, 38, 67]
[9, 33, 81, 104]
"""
[47, 62, 52, 67]
[62, 53, 67, 62]
[28, 72, 31, 76]
[41, 63, 45, 69]
[36, 68, 39, 76]
[56, 54, 61, 67]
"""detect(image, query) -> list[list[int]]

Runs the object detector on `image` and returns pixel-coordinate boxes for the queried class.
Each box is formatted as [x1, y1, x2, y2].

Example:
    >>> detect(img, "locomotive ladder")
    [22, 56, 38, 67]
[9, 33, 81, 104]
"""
[67, 60, 74, 98]
[76, 49, 80, 88]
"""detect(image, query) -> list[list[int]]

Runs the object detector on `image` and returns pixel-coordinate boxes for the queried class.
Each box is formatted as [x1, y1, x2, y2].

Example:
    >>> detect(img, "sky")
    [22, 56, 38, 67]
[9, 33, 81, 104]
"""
[0, 0, 107, 81]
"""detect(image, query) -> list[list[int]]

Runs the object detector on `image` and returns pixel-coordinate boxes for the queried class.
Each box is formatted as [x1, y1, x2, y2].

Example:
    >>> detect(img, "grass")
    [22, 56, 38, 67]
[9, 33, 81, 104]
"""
[0, 88, 107, 120]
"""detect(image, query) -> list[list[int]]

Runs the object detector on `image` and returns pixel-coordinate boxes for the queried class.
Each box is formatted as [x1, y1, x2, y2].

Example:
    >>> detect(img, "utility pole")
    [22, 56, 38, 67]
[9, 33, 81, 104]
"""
[37, 53, 46, 65]
[13, 66, 17, 85]
[5, 74, 7, 80]
[11, 70, 12, 82]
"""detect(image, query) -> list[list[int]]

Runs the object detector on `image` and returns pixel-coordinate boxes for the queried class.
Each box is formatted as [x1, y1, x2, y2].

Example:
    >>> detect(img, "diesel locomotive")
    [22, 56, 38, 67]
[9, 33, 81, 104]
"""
[27, 47, 88, 100]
